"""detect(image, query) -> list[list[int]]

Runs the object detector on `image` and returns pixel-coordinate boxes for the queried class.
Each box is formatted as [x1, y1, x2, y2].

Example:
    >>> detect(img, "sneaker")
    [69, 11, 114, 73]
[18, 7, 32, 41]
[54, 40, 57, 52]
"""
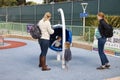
[97, 66, 107, 70]
[105, 64, 110, 68]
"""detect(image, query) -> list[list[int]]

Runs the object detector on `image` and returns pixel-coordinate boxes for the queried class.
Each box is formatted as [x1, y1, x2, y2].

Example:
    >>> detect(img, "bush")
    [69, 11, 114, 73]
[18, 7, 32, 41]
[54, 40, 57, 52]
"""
[106, 16, 120, 28]
[86, 15, 120, 28]
[84, 27, 95, 42]
[84, 15, 120, 42]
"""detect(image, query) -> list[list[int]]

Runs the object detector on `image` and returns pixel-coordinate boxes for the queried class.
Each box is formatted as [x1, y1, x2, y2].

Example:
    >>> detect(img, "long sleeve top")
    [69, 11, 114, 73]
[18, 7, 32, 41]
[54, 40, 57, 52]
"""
[38, 19, 54, 40]
[98, 19, 109, 38]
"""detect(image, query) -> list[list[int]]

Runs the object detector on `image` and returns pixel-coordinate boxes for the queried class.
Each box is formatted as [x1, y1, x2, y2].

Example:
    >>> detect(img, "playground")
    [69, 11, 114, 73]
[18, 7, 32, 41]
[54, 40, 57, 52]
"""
[0, 38, 120, 80]
[0, 0, 120, 80]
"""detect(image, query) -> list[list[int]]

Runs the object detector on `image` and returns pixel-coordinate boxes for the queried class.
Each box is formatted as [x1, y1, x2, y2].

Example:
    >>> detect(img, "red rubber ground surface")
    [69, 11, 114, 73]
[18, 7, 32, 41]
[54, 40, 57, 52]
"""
[0, 40, 27, 50]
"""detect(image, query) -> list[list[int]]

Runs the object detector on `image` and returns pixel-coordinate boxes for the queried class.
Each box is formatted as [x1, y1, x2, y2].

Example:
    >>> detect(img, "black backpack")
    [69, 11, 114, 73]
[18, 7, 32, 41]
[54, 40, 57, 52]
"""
[29, 25, 41, 39]
[104, 25, 113, 38]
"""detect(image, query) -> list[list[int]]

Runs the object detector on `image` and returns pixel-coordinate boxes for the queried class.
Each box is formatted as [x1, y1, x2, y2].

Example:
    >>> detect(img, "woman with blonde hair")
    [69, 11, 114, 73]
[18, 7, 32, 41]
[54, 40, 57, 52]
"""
[37, 12, 54, 71]
[96, 12, 110, 70]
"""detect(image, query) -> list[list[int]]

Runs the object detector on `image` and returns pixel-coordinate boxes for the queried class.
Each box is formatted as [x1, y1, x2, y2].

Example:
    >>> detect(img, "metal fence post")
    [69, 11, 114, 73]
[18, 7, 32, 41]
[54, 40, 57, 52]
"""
[52, 3, 55, 25]
[34, 5, 37, 24]
[5, 7, 8, 23]
[19, 6, 22, 23]
[98, 0, 100, 13]
[70, 1, 73, 32]
[88, 27, 90, 43]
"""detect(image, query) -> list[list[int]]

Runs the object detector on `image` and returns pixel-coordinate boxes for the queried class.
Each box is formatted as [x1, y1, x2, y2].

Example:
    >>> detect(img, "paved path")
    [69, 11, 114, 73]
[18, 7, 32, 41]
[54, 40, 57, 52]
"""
[0, 38, 120, 80]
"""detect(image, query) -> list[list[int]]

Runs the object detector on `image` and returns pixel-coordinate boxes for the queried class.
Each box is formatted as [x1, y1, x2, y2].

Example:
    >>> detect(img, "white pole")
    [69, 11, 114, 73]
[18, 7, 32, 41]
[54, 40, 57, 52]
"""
[81, 3, 88, 36]
[83, 9, 85, 36]
[57, 8, 66, 69]
[5, 7, 8, 23]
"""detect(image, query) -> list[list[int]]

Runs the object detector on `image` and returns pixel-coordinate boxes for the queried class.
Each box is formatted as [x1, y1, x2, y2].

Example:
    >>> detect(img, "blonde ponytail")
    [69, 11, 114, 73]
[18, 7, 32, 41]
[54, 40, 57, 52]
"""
[43, 12, 51, 22]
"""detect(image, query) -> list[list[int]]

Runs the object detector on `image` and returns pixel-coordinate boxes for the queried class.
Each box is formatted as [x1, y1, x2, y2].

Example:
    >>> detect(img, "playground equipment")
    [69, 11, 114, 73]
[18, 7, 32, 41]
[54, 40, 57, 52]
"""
[50, 24, 72, 51]
[50, 24, 72, 61]
[49, 8, 72, 69]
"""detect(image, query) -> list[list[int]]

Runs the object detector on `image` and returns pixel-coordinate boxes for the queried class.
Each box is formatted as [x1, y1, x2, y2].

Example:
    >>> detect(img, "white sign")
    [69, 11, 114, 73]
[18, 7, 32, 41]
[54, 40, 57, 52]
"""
[93, 29, 120, 56]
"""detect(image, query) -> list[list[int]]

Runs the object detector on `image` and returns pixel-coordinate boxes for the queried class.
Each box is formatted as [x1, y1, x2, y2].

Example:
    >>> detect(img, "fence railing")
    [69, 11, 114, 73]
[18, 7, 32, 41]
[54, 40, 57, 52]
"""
[0, 22, 96, 43]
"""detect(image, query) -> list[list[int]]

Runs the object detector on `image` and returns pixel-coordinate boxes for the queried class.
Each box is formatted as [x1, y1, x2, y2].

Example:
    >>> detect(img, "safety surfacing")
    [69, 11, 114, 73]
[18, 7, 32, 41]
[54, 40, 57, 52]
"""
[0, 40, 27, 50]
[0, 38, 120, 80]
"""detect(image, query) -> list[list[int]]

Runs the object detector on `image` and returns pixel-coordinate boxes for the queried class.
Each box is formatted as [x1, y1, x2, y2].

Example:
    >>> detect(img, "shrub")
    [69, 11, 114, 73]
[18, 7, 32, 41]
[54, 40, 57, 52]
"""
[84, 15, 120, 42]
[84, 27, 95, 42]
[86, 15, 120, 28]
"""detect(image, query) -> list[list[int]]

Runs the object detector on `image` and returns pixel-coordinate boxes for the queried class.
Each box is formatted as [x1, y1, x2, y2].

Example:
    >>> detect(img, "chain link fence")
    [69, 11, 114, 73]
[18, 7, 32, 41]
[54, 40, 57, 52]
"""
[0, 22, 96, 44]
[0, 0, 120, 43]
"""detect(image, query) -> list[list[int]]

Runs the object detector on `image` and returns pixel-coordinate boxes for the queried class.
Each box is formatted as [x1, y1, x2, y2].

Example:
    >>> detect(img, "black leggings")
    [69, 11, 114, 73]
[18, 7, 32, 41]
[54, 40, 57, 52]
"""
[38, 39, 49, 56]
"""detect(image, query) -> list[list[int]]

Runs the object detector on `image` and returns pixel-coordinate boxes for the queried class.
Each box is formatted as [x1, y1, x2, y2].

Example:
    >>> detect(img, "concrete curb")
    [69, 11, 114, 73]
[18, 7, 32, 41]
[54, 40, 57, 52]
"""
[4, 34, 93, 50]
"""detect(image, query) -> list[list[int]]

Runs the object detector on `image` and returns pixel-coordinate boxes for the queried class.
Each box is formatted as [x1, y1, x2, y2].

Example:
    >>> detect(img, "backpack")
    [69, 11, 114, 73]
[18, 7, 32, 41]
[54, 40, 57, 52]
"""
[95, 28, 101, 39]
[29, 25, 41, 39]
[104, 25, 113, 38]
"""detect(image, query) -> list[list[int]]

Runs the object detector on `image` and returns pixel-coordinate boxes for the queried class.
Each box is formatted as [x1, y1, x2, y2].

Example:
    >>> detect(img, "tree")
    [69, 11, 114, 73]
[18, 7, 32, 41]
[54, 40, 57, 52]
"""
[0, 0, 17, 7]
[16, 0, 26, 5]
[26, 1, 37, 5]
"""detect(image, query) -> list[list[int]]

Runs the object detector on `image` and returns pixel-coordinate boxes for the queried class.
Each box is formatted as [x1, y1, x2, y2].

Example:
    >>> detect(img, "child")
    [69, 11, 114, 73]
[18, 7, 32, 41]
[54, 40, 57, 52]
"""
[64, 42, 72, 69]
[52, 36, 62, 48]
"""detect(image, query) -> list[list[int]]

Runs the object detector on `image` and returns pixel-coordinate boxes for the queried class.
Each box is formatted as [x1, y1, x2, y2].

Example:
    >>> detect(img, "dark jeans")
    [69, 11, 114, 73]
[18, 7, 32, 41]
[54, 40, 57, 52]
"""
[98, 37, 109, 65]
[38, 39, 49, 56]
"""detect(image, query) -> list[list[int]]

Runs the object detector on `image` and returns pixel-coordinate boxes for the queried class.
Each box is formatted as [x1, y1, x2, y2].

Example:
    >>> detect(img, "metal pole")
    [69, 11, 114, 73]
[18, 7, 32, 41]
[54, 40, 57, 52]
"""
[34, 5, 37, 24]
[19, 6, 21, 23]
[5, 7, 8, 30]
[70, 1, 74, 34]
[57, 8, 66, 69]
[52, 3, 54, 25]
[81, 3, 88, 36]
[71, 1, 73, 26]
[83, 9, 85, 36]
[5, 7, 8, 23]
[98, 0, 100, 13]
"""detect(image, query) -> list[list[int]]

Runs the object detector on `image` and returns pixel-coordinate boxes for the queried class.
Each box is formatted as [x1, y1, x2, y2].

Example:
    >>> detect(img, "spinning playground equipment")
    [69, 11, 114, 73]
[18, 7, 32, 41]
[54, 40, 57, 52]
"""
[26, 8, 72, 69]
[50, 24, 72, 61]
[49, 8, 72, 69]
[50, 25, 72, 52]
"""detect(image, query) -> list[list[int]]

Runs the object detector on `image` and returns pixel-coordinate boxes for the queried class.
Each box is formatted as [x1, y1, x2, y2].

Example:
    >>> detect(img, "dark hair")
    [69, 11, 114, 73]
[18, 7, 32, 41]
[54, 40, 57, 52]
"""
[56, 36, 61, 40]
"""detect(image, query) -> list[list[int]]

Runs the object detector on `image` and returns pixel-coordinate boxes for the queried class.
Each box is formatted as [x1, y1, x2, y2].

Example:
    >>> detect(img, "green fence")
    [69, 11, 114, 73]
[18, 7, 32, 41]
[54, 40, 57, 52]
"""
[0, 0, 120, 26]
[0, 0, 119, 44]
[1, 22, 119, 44]
[0, 22, 96, 43]
[0, 22, 28, 36]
